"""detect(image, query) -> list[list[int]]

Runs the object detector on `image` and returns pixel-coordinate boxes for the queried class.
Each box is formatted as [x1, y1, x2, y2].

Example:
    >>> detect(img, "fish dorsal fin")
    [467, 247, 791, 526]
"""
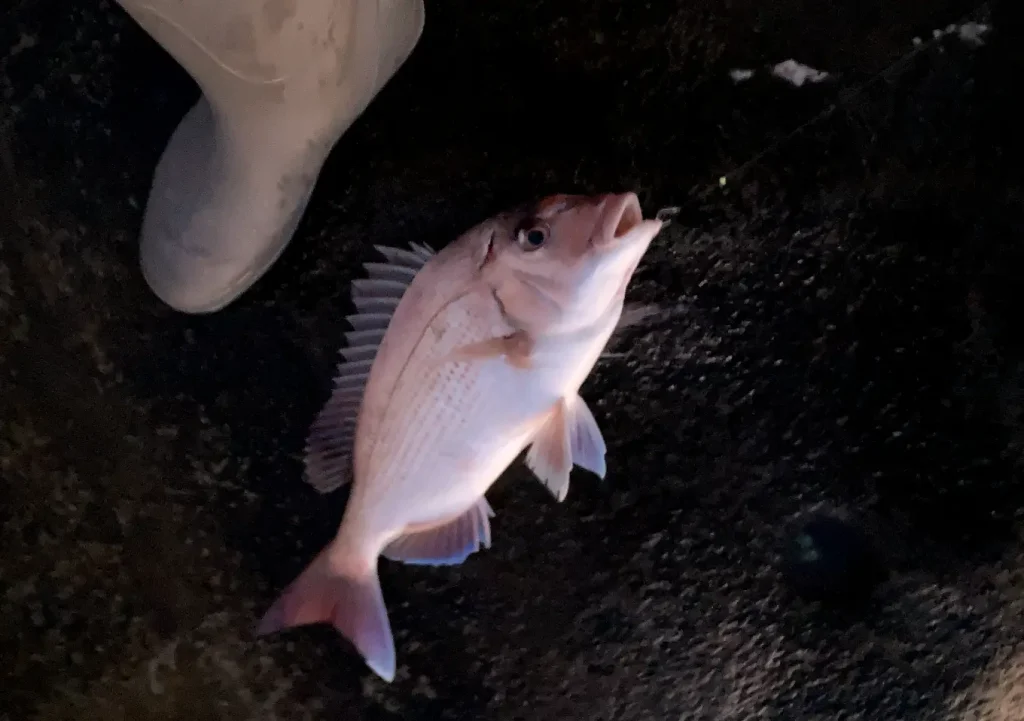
[525, 394, 607, 502]
[382, 497, 495, 566]
[303, 242, 437, 494]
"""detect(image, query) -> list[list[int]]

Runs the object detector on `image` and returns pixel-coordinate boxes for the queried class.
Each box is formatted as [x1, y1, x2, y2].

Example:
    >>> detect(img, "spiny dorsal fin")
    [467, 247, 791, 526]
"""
[303, 241, 437, 494]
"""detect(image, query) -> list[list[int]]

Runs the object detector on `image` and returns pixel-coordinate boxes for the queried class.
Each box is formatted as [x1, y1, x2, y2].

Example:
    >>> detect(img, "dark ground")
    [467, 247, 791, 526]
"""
[2, 1, 1024, 719]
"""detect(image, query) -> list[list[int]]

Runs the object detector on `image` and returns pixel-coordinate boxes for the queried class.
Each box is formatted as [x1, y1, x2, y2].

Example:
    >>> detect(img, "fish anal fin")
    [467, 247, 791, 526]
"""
[526, 394, 607, 501]
[525, 399, 573, 502]
[382, 497, 494, 566]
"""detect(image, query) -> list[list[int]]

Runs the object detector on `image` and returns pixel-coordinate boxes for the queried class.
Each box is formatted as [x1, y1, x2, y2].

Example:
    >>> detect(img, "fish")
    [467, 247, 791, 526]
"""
[256, 192, 668, 681]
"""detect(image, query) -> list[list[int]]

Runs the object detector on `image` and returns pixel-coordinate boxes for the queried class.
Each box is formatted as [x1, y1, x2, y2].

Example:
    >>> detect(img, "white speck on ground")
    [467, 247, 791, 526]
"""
[771, 59, 830, 87]
[958, 22, 989, 46]
[727, 60, 831, 87]
[148, 639, 179, 695]
[733, 17, 991, 91]
[6, 32, 38, 56]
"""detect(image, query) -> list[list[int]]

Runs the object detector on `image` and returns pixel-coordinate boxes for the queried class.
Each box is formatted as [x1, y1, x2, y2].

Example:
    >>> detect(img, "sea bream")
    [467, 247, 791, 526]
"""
[257, 192, 668, 681]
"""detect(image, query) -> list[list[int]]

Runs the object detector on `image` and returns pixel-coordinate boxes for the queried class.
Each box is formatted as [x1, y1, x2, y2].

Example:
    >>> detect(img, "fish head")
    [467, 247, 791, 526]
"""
[483, 192, 665, 335]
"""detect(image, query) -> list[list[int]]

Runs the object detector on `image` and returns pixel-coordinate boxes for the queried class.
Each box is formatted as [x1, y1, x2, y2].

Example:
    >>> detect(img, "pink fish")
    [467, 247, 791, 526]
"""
[257, 192, 668, 681]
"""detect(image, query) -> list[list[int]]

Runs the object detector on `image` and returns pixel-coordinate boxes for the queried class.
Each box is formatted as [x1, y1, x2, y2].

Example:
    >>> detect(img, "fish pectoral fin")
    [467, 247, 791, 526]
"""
[303, 241, 437, 494]
[447, 330, 534, 370]
[382, 497, 495, 566]
[526, 394, 608, 502]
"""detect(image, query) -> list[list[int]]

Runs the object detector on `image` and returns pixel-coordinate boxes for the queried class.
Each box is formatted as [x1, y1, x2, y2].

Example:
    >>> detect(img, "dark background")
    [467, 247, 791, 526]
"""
[2, 1, 1024, 719]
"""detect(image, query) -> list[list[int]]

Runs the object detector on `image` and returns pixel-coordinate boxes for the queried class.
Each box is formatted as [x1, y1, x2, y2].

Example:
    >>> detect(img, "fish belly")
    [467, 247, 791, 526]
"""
[524, 299, 624, 399]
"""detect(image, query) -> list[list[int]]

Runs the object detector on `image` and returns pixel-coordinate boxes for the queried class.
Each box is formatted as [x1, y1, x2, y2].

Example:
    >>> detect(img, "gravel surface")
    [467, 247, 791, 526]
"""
[3, 1, 1023, 719]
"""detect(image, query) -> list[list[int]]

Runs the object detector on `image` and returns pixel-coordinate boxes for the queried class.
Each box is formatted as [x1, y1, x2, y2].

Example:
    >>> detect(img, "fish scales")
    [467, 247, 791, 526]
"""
[354, 290, 521, 530]
[362, 290, 552, 528]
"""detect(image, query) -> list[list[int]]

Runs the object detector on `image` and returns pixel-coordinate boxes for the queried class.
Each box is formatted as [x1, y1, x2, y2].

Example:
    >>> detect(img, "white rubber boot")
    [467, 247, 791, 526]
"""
[116, 0, 426, 313]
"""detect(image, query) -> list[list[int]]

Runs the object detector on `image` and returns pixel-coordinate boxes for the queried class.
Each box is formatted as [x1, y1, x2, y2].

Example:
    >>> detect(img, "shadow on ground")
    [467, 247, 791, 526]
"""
[3, 0, 1024, 719]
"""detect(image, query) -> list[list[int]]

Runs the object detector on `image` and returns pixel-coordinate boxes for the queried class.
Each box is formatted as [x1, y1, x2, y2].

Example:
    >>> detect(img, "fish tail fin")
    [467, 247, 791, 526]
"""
[257, 547, 396, 682]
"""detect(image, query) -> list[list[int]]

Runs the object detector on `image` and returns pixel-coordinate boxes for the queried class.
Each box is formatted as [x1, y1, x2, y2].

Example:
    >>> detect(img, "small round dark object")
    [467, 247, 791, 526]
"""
[781, 512, 887, 603]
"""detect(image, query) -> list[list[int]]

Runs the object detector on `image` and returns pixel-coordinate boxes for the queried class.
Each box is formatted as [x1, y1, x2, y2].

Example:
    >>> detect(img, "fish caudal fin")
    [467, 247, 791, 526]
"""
[257, 549, 396, 682]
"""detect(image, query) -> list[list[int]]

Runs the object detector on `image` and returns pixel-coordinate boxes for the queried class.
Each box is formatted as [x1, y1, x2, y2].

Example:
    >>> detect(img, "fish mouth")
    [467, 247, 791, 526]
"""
[594, 192, 644, 249]
[587, 192, 664, 295]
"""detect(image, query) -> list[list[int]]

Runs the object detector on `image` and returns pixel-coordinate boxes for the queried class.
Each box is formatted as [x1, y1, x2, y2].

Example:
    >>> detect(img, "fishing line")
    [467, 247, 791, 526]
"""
[662, 0, 991, 217]
[641, 3, 991, 334]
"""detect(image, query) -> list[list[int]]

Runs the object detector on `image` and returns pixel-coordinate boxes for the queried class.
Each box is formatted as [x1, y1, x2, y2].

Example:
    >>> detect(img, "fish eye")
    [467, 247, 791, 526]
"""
[515, 224, 548, 251]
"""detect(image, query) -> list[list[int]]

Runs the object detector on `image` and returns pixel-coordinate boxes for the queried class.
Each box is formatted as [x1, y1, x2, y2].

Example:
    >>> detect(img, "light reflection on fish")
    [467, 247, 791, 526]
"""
[257, 192, 669, 681]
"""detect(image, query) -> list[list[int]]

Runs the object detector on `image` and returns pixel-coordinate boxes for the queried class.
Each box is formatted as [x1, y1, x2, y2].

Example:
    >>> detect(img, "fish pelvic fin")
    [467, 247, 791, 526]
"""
[256, 547, 396, 683]
[303, 241, 437, 494]
[525, 398, 573, 501]
[525, 394, 607, 502]
[565, 393, 608, 479]
[383, 497, 495, 566]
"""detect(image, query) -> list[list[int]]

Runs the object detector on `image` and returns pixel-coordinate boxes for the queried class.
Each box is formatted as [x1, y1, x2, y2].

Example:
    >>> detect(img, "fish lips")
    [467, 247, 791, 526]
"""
[590, 192, 665, 278]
